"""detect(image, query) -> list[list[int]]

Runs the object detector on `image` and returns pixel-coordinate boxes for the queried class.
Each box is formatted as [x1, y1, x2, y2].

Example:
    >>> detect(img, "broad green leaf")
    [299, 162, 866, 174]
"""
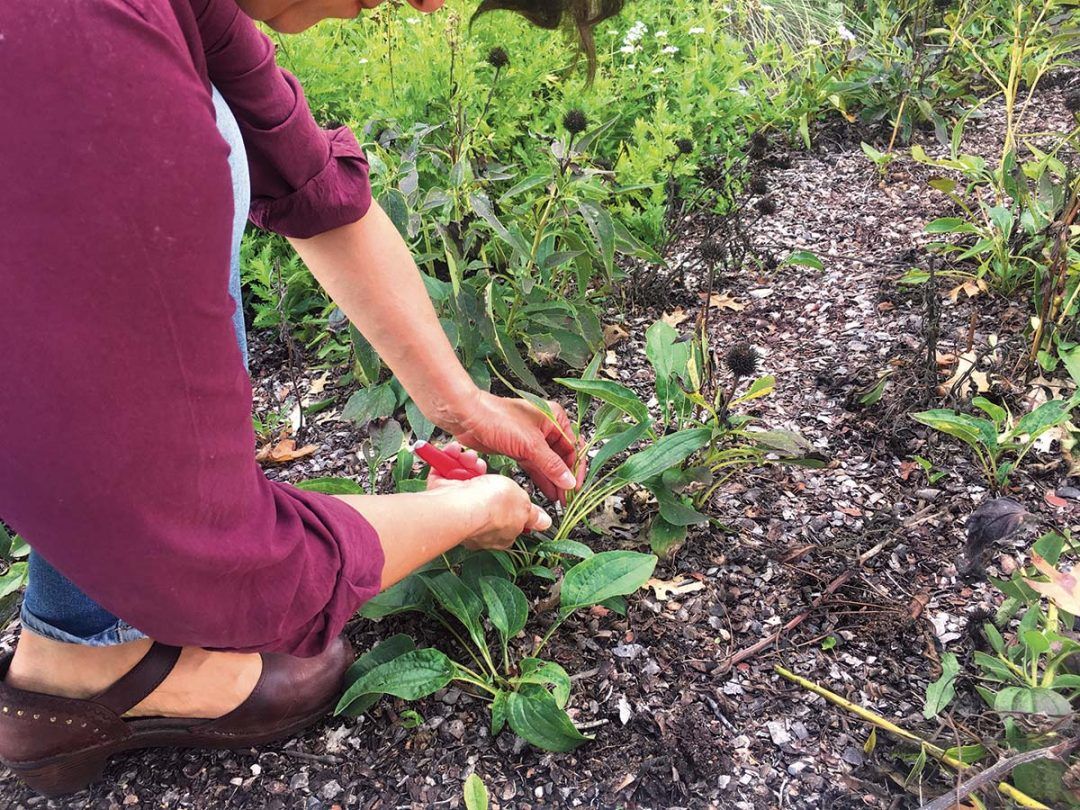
[972, 651, 1012, 682]
[911, 409, 996, 450]
[1011, 399, 1071, 441]
[470, 192, 531, 257]
[506, 686, 590, 752]
[783, 250, 823, 270]
[925, 217, 977, 234]
[984, 622, 1005, 655]
[578, 202, 615, 272]
[295, 477, 366, 495]
[587, 420, 653, 485]
[561, 550, 657, 612]
[1021, 630, 1050, 656]
[923, 652, 959, 719]
[992, 686, 1071, 717]
[655, 489, 709, 526]
[491, 690, 509, 735]
[0, 525, 10, 560]
[349, 324, 382, 386]
[360, 575, 431, 619]
[649, 517, 687, 557]
[463, 774, 489, 810]
[370, 419, 405, 463]
[342, 383, 396, 425]
[405, 400, 434, 442]
[424, 572, 484, 642]
[0, 562, 27, 600]
[555, 378, 649, 424]
[380, 188, 410, 238]
[335, 648, 454, 715]
[943, 744, 987, 765]
[340, 634, 417, 716]
[730, 375, 776, 406]
[611, 428, 712, 484]
[479, 576, 528, 640]
[6, 535, 27, 560]
[750, 429, 813, 456]
[536, 539, 594, 559]
[460, 551, 515, 593]
[971, 396, 1007, 427]
[517, 659, 571, 708]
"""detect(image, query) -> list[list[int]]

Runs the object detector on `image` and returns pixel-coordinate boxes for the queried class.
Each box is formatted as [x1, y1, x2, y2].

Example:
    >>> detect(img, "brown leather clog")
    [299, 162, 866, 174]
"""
[0, 637, 352, 796]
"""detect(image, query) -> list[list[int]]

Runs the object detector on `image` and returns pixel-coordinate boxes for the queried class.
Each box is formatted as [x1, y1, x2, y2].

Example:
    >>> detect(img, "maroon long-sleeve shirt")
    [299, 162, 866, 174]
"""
[0, 0, 383, 656]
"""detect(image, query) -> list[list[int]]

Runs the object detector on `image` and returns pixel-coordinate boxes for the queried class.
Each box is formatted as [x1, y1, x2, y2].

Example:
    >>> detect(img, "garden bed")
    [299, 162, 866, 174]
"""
[3, 78, 1078, 810]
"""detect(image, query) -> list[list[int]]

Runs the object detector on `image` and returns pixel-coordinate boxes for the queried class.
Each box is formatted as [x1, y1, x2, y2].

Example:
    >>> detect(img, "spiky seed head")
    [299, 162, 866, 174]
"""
[563, 108, 588, 135]
[700, 239, 727, 265]
[726, 344, 759, 378]
[486, 47, 510, 69]
[749, 176, 768, 196]
[675, 138, 694, 155]
[755, 195, 777, 215]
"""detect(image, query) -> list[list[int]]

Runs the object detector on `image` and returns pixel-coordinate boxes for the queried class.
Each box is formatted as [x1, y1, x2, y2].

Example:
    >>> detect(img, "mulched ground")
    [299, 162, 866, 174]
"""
[4, 79, 1079, 810]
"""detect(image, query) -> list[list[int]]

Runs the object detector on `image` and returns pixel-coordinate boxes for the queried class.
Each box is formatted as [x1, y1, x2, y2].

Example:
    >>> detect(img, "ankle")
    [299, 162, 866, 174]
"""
[7, 631, 153, 700]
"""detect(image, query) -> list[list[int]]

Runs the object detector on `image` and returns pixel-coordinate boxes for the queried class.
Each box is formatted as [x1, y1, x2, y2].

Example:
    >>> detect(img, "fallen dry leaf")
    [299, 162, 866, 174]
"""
[947, 278, 988, 303]
[646, 575, 706, 601]
[909, 592, 930, 620]
[603, 324, 630, 348]
[698, 292, 747, 312]
[661, 308, 690, 327]
[308, 372, 330, 397]
[1025, 553, 1080, 614]
[256, 438, 318, 464]
[898, 460, 918, 481]
[1045, 490, 1069, 509]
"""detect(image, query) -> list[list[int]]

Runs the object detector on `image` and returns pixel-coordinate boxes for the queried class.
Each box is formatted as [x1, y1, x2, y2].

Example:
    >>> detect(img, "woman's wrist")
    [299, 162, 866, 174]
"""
[424, 378, 486, 435]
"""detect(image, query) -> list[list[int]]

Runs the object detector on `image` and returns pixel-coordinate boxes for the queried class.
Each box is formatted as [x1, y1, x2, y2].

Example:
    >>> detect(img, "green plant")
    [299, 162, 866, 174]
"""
[335, 546, 657, 752]
[0, 524, 30, 622]
[923, 531, 1080, 806]
[912, 394, 1078, 490]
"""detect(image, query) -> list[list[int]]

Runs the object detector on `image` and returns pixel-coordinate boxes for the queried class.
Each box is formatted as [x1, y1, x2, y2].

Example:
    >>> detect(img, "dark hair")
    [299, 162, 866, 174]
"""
[472, 0, 624, 81]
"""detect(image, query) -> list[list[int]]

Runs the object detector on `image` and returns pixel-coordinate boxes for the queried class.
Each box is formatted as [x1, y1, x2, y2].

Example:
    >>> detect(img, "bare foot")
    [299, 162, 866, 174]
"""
[7, 630, 262, 719]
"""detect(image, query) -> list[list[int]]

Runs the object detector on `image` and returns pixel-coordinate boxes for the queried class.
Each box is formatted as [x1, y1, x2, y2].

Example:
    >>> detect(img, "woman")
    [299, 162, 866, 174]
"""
[0, 0, 619, 795]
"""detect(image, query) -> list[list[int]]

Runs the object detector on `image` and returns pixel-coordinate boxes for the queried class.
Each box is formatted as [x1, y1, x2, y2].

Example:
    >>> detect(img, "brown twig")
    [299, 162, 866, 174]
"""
[918, 736, 1080, 810]
[719, 540, 889, 671]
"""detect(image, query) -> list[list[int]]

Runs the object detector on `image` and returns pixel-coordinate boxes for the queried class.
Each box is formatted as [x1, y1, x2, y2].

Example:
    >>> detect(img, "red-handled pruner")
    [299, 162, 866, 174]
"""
[411, 440, 481, 480]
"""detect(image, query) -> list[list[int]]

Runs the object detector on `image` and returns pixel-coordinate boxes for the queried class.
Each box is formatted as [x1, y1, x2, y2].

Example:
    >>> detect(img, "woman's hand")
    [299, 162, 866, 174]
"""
[446, 391, 587, 504]
[426, 444, 552, 550]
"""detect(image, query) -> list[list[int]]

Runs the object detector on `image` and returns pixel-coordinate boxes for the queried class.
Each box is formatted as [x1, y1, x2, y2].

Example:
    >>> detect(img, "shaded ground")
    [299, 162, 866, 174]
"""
[3, 80, 1079, 810]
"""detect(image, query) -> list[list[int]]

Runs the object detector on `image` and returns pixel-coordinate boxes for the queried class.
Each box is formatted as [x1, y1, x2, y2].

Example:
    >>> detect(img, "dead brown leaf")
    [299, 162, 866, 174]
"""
[646, 575, 706, 601]
[256, 438, 318, 464]
[698, 292, 747, 312]
[947, 278, 988, 303]
[603, 324, 630, 348]
[661, 308, 690, 327]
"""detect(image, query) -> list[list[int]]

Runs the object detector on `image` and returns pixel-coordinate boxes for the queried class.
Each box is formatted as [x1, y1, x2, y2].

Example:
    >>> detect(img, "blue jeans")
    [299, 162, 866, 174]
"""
[20, 87, 251, 646]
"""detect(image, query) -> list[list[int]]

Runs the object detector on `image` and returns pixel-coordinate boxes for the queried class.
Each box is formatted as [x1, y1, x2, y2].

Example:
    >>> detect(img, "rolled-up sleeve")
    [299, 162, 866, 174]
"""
[0, 0, 382, 656]
[193, 0, 372, 238]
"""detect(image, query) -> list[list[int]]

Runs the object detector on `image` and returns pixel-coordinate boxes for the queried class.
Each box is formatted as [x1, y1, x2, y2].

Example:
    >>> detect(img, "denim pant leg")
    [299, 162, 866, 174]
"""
[20, 87, 251, 646]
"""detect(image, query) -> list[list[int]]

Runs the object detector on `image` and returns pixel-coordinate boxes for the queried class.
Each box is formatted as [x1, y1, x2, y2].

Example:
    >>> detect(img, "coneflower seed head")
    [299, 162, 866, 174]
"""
[563, 109, 588, 135]
[676, 138, 694, 155]
[486, 47, 510, 69]
[726, 344, 759, 378]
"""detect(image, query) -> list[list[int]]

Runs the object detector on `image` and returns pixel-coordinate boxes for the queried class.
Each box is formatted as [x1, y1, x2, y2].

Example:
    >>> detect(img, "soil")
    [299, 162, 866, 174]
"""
[4, 80, 1079, 810]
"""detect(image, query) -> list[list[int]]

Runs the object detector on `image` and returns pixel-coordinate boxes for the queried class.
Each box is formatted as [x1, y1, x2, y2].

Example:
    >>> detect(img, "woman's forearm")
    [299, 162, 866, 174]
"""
[336, 488, 479, 589]
[289, 205, 477, 430]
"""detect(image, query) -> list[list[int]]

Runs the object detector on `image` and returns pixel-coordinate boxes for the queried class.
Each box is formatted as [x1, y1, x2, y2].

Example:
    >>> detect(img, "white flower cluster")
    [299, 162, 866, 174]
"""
[662, 45, 679, 55]
[620, 20, 648, 53]
[689, 26, 706, 35]
[837, 22, 856, 42]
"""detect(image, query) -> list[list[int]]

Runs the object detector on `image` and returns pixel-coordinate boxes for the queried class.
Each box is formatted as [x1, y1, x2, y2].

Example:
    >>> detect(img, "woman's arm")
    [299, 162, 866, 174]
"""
[289, 210, 584, 500]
